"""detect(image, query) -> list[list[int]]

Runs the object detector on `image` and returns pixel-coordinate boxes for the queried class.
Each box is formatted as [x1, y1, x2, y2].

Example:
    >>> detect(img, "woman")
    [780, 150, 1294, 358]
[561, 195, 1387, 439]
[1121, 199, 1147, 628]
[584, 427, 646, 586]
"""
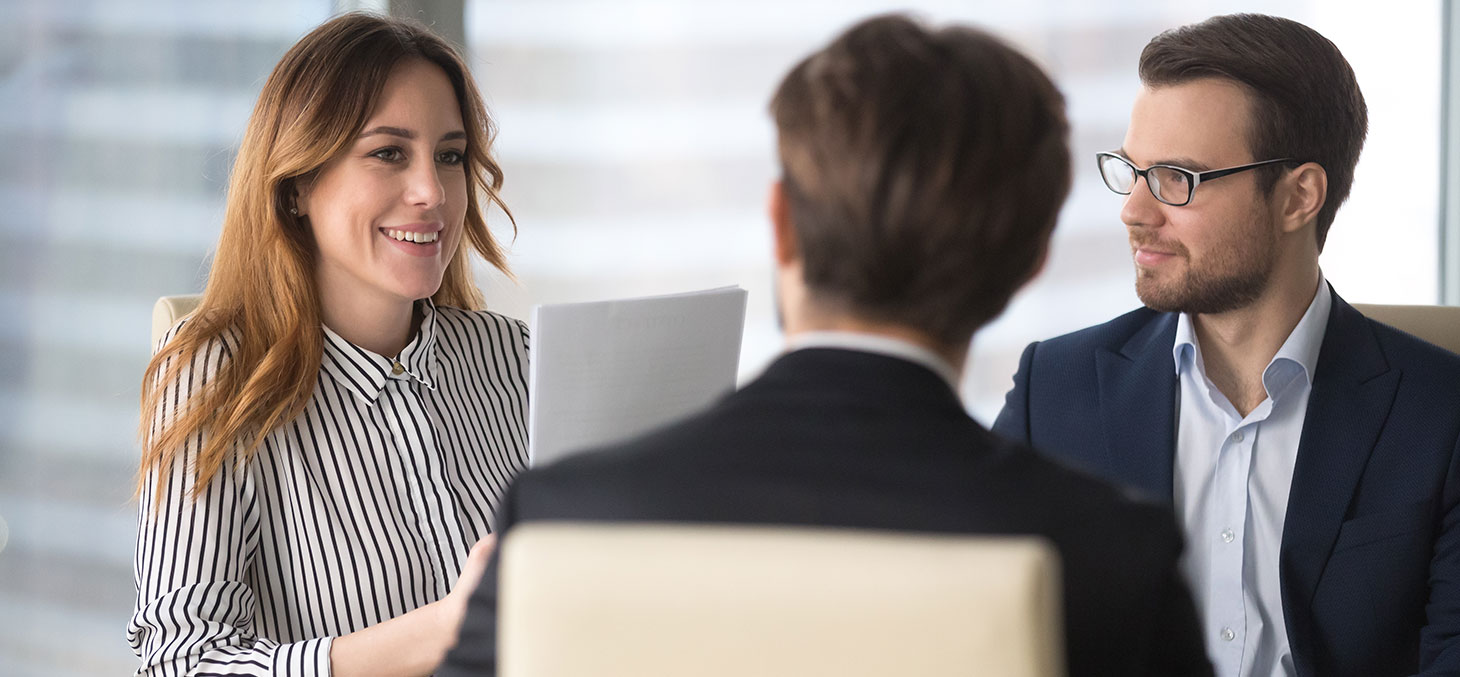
[129, 13, 527, 676]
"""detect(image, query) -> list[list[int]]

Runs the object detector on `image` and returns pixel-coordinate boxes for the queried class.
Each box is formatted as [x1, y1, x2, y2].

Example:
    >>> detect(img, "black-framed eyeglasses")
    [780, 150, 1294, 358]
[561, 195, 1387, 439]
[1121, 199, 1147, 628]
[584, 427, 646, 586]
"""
[1096, 152, 1300, 207]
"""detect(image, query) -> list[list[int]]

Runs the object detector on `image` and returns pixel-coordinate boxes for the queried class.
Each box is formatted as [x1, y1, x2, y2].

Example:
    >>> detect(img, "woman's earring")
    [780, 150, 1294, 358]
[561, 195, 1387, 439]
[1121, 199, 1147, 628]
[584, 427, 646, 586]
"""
[289, 207, 299, 215]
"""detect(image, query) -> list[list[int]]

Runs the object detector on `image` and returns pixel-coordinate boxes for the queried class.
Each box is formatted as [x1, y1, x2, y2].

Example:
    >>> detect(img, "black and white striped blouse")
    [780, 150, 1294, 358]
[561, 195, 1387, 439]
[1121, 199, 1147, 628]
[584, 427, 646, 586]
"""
[128, 301, 529, 676]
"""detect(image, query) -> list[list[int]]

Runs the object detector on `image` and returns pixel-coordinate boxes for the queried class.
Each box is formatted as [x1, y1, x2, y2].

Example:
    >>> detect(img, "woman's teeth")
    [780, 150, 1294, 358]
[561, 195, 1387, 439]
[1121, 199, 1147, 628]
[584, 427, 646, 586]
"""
[384, 229, 439, 244]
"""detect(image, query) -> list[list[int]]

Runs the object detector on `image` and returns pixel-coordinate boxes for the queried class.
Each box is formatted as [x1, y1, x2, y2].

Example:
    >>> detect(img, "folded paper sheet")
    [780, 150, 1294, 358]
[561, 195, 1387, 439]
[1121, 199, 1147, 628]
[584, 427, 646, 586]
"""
[528, 286, 748, 467]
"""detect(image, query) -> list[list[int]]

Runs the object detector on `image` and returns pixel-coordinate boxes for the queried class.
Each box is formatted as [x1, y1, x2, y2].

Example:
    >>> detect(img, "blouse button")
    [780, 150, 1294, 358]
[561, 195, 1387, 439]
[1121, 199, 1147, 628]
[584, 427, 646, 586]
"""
[391, 361, 405, 375]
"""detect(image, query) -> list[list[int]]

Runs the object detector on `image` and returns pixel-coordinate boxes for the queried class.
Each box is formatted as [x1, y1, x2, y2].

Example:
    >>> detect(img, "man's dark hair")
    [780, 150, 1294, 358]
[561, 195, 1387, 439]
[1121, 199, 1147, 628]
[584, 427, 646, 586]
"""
[770, 14, 1070, 347]
[1140, 13, 1368, 250]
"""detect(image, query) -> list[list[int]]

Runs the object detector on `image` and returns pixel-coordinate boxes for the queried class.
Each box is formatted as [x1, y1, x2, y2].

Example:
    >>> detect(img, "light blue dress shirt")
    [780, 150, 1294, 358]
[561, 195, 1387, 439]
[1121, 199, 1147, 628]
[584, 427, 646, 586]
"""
[1172, 275, 1331, 677]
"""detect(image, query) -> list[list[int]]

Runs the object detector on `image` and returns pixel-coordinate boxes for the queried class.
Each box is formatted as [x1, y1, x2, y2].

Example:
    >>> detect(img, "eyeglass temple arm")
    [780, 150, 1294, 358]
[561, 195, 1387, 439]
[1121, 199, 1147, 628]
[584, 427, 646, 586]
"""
[1196, 158, 1299, 182]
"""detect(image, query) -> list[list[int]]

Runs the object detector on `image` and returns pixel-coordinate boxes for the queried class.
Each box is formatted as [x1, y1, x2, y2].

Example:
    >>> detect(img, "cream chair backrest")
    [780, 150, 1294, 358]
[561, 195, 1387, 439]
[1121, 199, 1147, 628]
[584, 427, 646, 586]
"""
[151, 294, 203, 349]
[498, 523, 1064, 677]
[1353, 303, 1460, 355]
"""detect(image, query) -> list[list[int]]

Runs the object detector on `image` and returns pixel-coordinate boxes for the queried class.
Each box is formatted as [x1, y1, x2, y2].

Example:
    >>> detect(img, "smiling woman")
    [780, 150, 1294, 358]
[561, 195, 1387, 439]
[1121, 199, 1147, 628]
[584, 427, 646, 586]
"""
[300, 58, 476, 357]
[129, 13, 528, 677]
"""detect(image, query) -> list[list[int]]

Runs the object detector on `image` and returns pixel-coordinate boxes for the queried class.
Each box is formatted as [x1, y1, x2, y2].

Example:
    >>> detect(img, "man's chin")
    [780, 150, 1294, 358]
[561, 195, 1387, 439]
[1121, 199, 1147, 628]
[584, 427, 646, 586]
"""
[1136, 289, 1185, 314]
[1134, 272, 1186, 313]
[1136, 277, 1267, 316]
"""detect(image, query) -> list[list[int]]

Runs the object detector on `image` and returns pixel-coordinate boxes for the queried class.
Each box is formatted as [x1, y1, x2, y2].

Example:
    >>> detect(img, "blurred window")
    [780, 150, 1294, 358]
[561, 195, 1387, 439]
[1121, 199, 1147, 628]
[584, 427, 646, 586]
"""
[0, 2, 331, 673]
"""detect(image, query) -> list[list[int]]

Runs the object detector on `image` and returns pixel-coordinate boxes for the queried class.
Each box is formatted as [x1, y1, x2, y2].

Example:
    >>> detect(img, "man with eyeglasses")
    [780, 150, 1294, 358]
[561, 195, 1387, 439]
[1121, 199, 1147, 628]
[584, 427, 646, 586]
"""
[994, 13, 1460, 677]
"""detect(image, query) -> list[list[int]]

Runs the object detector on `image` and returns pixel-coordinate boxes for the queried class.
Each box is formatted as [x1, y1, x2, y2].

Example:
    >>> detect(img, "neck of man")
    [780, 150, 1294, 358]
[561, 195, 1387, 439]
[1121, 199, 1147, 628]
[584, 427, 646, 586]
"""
[317, 278, 420, 358]
[781, 294, 968, 383]
[775, 264, 969, 383]
[1190, 249, 1321, 417]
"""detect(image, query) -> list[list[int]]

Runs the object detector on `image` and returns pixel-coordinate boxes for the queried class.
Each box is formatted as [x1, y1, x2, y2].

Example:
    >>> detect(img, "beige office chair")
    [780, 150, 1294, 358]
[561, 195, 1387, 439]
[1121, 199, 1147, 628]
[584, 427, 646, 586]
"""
[151, 294, 203, 348]
[1353, 303, 1460, 354]
[497, 523, 1064, 677]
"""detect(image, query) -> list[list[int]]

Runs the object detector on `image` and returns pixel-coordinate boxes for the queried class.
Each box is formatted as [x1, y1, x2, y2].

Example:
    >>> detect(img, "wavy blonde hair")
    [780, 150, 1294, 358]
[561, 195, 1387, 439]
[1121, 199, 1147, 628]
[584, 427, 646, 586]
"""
[138, 13, 514, 500]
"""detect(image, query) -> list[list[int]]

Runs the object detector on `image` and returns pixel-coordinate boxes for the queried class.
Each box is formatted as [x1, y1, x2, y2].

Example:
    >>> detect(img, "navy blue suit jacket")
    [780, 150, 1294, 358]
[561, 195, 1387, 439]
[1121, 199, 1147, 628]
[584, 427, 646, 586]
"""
[993, 287, 1460, 676]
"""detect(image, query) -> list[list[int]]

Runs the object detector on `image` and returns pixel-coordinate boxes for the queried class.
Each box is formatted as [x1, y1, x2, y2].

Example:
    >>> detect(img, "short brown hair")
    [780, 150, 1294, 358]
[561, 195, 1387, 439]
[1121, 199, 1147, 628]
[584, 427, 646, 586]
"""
[770, 14, 1070, 346]
[1140, 13, 1367, 250]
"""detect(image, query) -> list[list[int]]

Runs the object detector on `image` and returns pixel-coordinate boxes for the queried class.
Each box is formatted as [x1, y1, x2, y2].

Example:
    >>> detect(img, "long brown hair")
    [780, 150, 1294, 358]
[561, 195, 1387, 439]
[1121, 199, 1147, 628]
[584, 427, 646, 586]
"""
[138, 12, 514, 500]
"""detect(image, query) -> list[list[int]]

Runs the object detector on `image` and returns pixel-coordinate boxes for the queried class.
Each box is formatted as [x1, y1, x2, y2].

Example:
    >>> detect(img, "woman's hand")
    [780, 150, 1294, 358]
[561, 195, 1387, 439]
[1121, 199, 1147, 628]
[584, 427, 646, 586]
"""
[440, 535, 497, 649]
[330, 535, 498, 677]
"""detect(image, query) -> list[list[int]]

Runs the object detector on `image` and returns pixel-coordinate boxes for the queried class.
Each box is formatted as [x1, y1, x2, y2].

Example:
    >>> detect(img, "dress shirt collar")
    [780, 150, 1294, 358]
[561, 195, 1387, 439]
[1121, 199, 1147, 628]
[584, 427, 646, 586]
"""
[786, 330, 962, 389]
[1172, 272, 1331, 399]
[321, 298, 440, 403]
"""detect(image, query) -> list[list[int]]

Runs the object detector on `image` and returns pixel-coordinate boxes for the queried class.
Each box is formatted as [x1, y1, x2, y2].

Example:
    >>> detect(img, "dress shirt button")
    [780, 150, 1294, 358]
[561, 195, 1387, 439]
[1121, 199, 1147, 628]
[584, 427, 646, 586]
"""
[1220, 627, 1236, 642]
[391, 361, 405, 375]
[1231, 430, 1244, 443]
[1221, 528, 1235, 543]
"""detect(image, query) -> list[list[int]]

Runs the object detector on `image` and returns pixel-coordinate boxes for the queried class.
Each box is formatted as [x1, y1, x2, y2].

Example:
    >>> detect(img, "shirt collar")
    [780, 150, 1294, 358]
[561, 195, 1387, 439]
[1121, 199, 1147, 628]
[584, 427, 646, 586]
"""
[786, 330, 962, 389]
[1172, 273, 1331, 392]
[320, 299, 440, 403]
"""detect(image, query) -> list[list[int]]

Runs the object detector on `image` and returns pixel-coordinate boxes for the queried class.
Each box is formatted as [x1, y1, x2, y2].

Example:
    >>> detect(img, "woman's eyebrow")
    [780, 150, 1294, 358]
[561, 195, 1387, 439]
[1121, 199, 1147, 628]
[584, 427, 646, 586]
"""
[360, 125, 415, 139]
[357, 126, 467, 142]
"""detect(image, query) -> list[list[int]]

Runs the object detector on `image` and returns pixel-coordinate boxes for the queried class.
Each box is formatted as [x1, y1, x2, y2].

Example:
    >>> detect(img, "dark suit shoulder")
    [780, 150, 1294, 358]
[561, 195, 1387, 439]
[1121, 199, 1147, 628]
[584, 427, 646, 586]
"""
[1363, 314, 1460, 379]
[1358, 314, 1460, 447]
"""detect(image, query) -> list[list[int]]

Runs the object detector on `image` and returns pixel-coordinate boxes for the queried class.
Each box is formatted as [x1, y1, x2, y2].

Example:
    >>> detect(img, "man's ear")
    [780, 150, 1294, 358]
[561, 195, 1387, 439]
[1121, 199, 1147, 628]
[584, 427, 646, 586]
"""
[769, 180, 799, 266]
[1279, 162, 1327, 234]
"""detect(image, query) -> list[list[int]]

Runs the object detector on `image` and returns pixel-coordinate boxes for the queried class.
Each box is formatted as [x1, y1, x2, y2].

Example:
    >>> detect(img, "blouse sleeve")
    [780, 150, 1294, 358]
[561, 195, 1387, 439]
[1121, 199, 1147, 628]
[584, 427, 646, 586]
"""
[126, 329, 333, 676]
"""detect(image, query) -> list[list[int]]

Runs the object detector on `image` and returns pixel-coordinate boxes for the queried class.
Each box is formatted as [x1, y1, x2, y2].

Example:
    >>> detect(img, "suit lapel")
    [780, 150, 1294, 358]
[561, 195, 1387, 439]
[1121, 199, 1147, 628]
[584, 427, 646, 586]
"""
[1095, 312, 1180, 503]
[1281, 290, 1400, 674]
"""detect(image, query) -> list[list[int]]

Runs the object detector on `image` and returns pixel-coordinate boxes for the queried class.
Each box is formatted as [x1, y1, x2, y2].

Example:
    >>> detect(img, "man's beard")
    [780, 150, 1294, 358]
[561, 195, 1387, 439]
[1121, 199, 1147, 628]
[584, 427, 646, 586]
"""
[1132, 220, 1278, 315]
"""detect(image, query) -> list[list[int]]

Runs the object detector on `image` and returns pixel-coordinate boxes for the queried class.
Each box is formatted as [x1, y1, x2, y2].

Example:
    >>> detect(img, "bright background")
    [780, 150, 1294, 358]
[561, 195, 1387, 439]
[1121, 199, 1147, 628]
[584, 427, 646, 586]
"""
[0, 1, 1445, 673]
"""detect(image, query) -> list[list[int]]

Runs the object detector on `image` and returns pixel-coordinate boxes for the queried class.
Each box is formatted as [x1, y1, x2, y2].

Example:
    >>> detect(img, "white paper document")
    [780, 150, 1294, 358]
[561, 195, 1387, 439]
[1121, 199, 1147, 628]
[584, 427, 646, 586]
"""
[528, 286, 749, 467]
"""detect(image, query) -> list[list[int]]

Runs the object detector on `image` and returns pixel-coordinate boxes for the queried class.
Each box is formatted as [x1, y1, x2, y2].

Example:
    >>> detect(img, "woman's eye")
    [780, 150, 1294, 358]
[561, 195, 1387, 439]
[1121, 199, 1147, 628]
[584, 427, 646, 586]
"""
[438, 149, 466, 166]
[369, 147, 405, 163]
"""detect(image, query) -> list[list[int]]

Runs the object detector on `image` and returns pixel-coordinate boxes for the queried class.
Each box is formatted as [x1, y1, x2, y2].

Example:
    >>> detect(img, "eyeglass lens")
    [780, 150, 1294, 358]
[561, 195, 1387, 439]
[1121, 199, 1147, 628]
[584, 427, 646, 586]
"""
[1098, 155, 1193, 205]
[1098, 155, 1136, 193]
